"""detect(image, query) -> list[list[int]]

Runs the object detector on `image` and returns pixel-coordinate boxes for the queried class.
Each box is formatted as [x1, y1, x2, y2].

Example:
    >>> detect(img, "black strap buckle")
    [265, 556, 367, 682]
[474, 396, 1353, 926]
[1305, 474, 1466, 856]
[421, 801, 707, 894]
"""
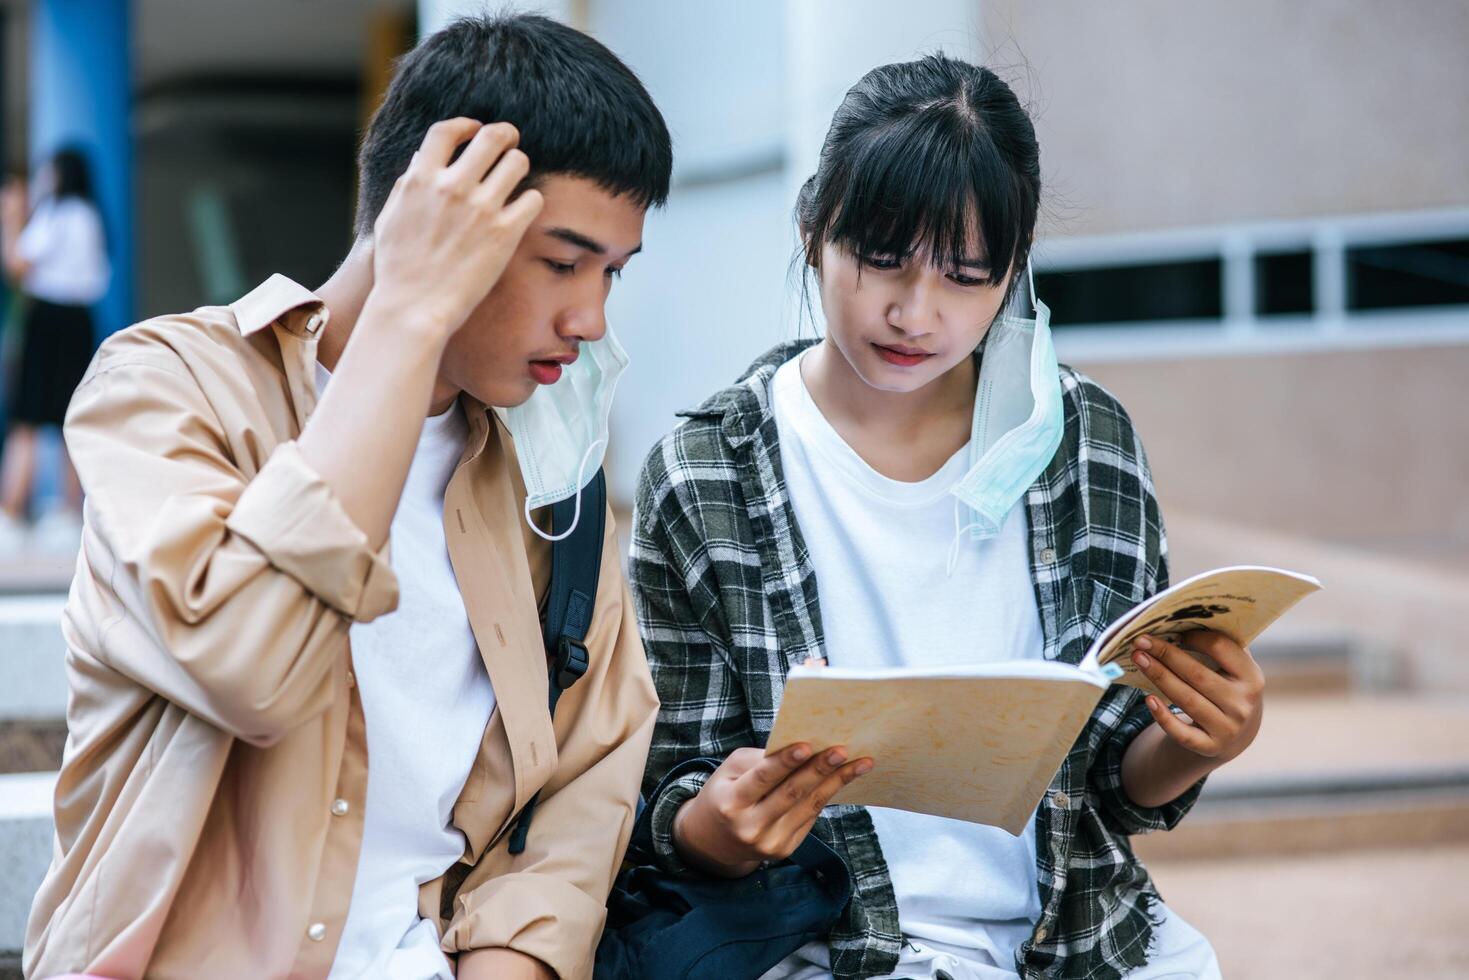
[553, 636, 590, 692]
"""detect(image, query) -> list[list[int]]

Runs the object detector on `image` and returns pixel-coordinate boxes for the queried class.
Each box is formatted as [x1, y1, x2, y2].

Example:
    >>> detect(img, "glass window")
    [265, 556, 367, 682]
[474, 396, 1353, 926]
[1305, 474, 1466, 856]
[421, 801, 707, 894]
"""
[1347, 237, 1469, 311]
[1038, 258, 1223, 326]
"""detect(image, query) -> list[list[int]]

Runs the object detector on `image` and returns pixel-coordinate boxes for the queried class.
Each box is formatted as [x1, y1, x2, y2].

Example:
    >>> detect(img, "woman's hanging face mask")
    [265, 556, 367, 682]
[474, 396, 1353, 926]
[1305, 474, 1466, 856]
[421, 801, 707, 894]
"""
[816, 239, 1014, 395]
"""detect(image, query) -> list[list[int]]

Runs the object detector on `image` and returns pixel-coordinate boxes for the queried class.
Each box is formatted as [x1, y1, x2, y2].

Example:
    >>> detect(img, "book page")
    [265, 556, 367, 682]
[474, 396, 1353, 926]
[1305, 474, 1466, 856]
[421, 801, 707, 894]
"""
[766, 665, 1108, 834]
[1090, 566, 1322, 699]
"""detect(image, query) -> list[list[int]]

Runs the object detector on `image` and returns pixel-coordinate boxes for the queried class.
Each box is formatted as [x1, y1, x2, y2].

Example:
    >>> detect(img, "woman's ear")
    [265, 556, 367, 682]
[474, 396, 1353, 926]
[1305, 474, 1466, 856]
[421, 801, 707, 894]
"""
[800, 230, 821, 273]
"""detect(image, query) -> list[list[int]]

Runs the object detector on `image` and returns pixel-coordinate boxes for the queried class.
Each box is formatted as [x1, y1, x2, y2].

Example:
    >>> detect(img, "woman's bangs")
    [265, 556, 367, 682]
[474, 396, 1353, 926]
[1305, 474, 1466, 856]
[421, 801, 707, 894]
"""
[826, 110, 1020, 284]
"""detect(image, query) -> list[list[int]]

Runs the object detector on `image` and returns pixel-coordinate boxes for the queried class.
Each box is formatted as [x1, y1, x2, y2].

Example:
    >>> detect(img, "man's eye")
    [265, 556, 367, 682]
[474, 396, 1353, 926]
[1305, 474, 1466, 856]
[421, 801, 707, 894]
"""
[545, 260, 577, 275]
[860, 255, 901, 271]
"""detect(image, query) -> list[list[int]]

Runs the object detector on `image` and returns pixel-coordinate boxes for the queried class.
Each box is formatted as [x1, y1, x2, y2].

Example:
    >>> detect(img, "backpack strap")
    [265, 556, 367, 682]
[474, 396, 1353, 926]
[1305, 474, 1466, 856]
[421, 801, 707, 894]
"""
[506, 469, 606, 855]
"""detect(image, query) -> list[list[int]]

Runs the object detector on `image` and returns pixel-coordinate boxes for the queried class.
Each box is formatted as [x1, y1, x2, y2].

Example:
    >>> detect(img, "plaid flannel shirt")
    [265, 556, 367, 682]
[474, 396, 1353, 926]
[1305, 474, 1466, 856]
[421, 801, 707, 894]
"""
[628, 340, 1204, 979]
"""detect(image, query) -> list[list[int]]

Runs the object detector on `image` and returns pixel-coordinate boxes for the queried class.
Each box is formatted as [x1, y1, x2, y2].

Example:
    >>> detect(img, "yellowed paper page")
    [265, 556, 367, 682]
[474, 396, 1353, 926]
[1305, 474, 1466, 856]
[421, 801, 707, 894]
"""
[766, 663, 1108, 834]
[1092, 565, 1322, 700]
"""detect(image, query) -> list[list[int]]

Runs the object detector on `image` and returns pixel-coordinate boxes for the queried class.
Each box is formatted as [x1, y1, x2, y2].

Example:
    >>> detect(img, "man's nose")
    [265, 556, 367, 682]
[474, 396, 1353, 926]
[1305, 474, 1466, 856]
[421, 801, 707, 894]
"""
[560, 302, 607, 344]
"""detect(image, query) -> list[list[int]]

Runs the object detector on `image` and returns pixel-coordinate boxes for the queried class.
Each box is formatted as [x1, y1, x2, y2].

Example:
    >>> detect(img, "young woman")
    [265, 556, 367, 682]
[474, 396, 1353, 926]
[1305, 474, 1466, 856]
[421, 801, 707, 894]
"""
[629, 56, 1263, 979]
[0, 146, 110, 555]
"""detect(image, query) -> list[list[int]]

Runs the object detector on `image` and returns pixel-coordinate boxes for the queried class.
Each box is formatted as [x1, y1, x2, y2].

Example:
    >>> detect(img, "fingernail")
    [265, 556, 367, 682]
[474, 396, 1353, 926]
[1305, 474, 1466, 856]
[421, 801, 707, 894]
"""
[1133, 652, 1151, 668]
[1147, 696, 1160, 711]
[791, 745, 811, 762]
[1134, 636, 1153, 650]
[855, 760, 874, 775]
[827, 750, 847, 766]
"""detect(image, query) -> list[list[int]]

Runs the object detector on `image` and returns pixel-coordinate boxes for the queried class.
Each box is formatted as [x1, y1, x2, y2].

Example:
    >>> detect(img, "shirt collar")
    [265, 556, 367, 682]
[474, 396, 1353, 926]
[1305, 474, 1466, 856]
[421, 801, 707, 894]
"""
[230, 274, 329, 340]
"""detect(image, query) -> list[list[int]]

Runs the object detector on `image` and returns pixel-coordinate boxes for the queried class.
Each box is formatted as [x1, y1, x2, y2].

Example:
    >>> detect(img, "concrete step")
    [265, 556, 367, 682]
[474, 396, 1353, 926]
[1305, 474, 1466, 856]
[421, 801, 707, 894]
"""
[1167, 511, 1469, 695]
[1133, 692, 1469, 861]
[0, 558, 72, 596]
[0, 596, 68, 724]
[0, 720, 67, 775]
[0, 771, 56, 959]
[1249, 632, 1360, 695]
[1148, 844, 1469, 978]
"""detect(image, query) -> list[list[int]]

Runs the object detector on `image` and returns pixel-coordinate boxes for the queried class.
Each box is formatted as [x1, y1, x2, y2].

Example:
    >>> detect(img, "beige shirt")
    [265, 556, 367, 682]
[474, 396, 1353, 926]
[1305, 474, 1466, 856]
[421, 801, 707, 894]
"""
[24, 275, 658, 980]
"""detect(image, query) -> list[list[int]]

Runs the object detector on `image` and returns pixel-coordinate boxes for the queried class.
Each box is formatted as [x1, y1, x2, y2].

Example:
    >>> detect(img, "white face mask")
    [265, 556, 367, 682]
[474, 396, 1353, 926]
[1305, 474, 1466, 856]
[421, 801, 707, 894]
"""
[947, 265, 1064, 572]
[493, 326, 630, 542]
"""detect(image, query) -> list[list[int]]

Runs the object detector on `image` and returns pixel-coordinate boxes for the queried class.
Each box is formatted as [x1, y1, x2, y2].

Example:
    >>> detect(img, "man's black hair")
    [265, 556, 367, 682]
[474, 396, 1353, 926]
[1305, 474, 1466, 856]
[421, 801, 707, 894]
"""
[356, 13, 672, 236]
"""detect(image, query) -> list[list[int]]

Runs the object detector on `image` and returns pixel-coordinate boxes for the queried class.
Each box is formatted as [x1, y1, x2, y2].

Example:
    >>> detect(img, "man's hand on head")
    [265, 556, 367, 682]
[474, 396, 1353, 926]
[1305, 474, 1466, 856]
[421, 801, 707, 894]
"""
[367, 118, 544, 344]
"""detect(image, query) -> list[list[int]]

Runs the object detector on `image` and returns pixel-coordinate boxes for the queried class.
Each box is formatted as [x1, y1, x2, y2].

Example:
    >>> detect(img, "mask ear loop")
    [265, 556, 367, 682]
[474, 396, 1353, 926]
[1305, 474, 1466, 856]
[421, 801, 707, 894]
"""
[947, 499, 986, 577]
[525, 437, 605, 543]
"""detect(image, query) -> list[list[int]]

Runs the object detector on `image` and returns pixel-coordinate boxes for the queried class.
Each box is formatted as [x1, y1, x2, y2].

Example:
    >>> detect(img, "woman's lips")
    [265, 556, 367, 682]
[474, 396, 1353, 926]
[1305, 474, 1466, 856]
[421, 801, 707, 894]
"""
[872, 343, 933, 367]
[529, 361, 564, 385]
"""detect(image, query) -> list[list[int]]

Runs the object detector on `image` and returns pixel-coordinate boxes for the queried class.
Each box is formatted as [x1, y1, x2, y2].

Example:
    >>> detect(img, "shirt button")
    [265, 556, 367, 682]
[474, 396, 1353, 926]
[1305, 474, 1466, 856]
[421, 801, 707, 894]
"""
[307, 922, 327, 942]
[331, 798, 350, 817]
[1039, 547, 1057, 564]
[1053, 791, 1070, 809]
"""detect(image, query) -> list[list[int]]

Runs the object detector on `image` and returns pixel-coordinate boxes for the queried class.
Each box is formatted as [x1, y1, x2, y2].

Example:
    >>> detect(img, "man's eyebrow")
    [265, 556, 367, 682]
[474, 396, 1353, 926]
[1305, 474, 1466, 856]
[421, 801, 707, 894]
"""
[545, 226, 642, 259]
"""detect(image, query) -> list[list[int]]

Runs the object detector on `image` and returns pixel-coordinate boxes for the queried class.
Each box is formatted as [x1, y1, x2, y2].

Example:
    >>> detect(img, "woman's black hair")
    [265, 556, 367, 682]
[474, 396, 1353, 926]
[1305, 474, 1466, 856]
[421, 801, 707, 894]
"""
[50, 146, 96, 203]
[796, 54, 1040, 308]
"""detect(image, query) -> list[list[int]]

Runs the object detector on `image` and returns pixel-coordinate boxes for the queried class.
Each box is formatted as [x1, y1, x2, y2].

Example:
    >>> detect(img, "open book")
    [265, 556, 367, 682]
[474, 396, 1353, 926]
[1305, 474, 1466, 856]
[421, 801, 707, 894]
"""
[765, 565, 1322, 834]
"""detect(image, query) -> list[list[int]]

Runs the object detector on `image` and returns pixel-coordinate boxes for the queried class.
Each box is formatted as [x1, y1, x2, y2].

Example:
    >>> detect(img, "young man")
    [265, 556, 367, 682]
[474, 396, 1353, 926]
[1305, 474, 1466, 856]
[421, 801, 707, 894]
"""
[24, 14, 670, 980]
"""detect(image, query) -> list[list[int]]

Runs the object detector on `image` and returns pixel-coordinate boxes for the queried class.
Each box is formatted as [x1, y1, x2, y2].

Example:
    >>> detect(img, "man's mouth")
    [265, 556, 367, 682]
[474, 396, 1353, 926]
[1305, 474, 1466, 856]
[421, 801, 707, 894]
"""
[528, 350, 579, 385]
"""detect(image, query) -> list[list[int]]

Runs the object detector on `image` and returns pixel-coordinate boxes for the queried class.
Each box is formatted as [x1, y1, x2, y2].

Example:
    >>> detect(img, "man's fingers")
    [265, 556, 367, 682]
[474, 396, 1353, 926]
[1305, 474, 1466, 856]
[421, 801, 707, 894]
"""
[730, 743, 814, 805]
[1145, 695, 1217, 756]
[448, 122, 521, 184]
[497, 186, 544, 237]
[415, 117, 488, 168]
[473, 148, 533, 211]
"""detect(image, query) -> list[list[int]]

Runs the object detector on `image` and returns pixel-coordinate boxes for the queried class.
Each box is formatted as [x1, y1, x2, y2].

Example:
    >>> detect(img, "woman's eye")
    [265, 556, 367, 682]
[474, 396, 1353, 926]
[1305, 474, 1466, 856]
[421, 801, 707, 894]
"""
[545, 260, 577, 275]
[948, 272, 990, 287]
[604, 266, 624, 280]
[860, 255, 901, 271]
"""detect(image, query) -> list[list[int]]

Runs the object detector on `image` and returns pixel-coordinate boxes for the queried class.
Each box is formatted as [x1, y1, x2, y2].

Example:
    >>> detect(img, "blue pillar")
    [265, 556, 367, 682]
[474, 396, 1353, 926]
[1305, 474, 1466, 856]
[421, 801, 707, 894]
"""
[29, 0, 132, 336]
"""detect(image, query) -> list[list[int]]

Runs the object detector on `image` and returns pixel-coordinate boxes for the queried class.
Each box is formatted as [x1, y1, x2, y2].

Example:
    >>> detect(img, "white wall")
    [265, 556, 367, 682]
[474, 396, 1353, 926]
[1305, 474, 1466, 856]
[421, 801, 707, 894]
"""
[981, 0, 1469, 237]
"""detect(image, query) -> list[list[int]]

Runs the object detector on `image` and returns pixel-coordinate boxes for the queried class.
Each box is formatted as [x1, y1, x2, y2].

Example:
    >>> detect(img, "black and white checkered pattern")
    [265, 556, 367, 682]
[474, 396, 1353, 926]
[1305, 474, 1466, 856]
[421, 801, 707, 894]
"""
[629, 340, 1204, 979]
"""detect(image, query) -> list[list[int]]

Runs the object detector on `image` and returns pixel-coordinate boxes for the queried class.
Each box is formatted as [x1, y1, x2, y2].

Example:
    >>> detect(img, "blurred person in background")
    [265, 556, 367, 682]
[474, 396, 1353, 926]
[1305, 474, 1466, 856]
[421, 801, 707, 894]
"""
[0, 146, 110, 558]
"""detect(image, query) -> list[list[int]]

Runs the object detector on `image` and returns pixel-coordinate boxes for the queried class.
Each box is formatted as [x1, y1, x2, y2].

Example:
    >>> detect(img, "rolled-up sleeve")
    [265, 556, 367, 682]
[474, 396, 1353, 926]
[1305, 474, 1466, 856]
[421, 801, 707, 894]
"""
[64, 350, 398, 746]
[1088, 687, 1205, 836]
[226, 440, 396, 620]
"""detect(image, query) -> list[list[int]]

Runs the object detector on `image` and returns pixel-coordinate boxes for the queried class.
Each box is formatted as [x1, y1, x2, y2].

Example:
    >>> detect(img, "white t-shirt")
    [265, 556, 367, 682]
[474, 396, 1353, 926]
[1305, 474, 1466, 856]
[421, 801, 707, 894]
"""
[17, 196, 110, 305]
[762, 352, 1220, 980]
[317, 366, 497, 980]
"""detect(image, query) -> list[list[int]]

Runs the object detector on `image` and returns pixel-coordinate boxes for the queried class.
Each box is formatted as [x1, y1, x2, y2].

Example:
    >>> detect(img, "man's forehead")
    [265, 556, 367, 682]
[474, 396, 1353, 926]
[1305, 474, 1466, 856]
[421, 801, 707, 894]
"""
[533, 174, 646, 257]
